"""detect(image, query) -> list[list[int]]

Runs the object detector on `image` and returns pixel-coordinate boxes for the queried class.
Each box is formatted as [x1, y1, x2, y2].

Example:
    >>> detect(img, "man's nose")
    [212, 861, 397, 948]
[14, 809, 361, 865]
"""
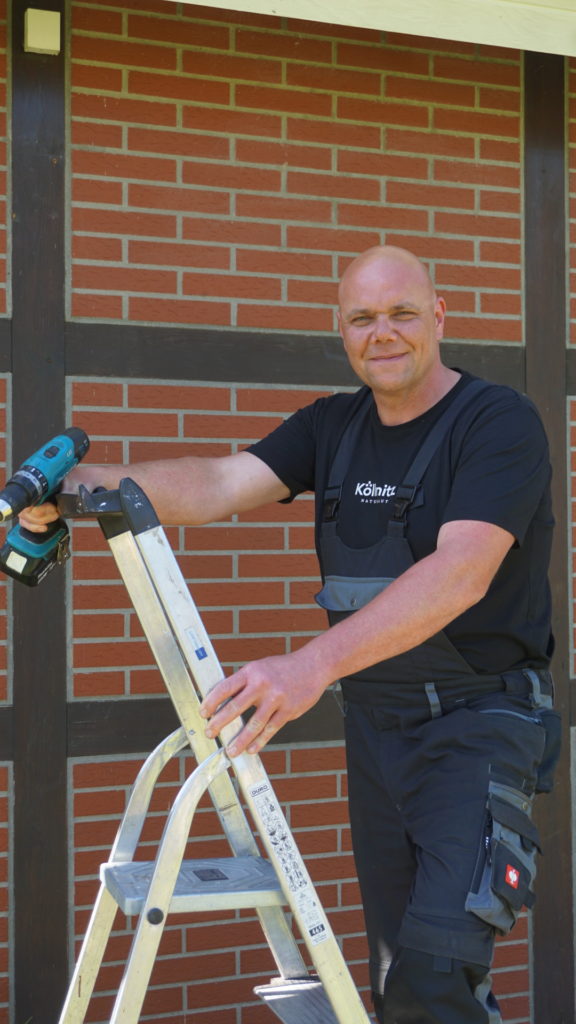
[371, 314, 397, 340]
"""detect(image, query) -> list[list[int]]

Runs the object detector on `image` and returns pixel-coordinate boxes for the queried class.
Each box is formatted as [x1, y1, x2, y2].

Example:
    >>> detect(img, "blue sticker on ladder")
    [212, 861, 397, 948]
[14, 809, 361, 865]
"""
[195, 647, 208, 660]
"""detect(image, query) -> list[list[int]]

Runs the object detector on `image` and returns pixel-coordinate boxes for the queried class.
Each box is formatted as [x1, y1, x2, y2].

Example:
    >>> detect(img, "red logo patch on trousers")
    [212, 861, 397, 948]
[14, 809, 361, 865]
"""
[506, 865, 520, 889]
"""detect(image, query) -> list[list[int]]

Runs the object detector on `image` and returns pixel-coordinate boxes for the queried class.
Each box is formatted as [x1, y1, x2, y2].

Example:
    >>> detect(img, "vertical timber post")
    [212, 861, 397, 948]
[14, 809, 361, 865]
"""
[11, 1, 68, 1021]
[524, 51, 574, 1024]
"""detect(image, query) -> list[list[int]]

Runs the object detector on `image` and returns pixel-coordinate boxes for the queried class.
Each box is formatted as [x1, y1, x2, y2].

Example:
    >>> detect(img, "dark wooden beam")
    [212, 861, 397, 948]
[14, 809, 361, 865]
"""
[0, 707, 13, 760]
[67, 690, 344, 756]
[65, 322, 359, 386]
[524, 50, 573, 1024]
[11, 3, 68, 1022]
[0, 318, 11, 371]
[565, 346, 576, 396]
[64, 323, 525, 390]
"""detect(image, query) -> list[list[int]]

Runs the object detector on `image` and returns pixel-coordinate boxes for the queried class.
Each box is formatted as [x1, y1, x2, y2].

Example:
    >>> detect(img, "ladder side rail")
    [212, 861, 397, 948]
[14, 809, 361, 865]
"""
[106, 529, 257, 859]
[111, 727, 189, 863]
[105, 526, 309, 980]
[134, 526, 371, 1024]
[58, 728, 190, 1024]
[58, 885, 120, 1024]
[234, 761, 371, 1024]
[109, 749, 231, 1024]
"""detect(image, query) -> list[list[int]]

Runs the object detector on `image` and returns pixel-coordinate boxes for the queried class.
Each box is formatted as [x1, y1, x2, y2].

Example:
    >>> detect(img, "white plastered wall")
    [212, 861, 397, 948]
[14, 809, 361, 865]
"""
[167, 0, 576, 58]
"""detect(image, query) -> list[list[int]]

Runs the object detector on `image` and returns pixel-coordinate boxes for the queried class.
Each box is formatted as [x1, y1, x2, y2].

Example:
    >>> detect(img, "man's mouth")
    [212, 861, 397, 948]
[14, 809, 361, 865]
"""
[369, 352, 408, 362]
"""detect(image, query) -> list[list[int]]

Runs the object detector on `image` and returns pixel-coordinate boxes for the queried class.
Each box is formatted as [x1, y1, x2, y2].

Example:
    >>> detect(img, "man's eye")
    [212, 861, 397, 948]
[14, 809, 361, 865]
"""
[351, 316, 371, 325]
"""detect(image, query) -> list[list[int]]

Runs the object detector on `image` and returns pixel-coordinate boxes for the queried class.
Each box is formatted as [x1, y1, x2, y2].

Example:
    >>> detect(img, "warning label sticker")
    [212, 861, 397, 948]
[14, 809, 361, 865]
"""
[249, 780, 328, 946]
[185, 626, 209, 661]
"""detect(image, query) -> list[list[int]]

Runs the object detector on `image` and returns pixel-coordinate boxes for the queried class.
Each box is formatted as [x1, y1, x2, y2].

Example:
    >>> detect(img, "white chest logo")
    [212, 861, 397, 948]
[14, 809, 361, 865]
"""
[354, 481, 397, 503]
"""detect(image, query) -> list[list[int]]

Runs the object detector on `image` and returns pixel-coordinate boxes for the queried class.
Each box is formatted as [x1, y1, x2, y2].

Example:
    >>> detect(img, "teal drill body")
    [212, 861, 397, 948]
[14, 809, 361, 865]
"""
[0, 428, 90, 586]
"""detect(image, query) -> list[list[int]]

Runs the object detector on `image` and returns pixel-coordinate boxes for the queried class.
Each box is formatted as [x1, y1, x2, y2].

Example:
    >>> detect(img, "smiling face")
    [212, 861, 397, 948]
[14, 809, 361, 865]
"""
[337, 247, 449, 423]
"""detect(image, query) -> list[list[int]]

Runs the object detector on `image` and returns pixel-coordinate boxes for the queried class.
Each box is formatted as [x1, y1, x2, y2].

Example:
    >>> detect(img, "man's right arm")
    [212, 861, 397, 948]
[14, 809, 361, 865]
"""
[18, 451, 291, 530]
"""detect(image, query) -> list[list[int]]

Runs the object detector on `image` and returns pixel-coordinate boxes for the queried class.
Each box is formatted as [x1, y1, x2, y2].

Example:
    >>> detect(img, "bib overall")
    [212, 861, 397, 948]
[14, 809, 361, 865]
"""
[314, 381, 558, 1024]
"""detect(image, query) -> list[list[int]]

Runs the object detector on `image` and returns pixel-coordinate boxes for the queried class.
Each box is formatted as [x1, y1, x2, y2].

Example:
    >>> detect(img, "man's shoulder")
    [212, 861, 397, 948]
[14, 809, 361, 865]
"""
[449, 373, 549, 466]
[455, 373, 544, 426]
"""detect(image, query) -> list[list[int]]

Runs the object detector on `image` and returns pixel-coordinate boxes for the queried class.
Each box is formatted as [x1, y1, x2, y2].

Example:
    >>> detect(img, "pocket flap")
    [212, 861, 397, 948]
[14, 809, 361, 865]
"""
[315, 575, 394, 612]
[491, 842, 536, 911]
[489, 794, 541, 852]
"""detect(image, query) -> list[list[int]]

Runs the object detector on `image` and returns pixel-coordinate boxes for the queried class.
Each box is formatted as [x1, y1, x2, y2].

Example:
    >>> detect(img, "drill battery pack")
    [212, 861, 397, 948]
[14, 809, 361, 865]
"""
[0, 519, 70, 586]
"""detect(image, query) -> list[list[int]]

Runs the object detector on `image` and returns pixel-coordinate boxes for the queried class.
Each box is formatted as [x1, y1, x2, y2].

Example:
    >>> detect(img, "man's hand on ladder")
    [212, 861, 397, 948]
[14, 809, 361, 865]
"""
[200, 649, 332, 756]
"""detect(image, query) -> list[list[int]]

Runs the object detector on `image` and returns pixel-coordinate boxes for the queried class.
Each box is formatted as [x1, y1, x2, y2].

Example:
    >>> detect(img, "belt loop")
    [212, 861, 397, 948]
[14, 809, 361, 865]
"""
[425, 682, 443, 719]
[523, 668, 553, 709]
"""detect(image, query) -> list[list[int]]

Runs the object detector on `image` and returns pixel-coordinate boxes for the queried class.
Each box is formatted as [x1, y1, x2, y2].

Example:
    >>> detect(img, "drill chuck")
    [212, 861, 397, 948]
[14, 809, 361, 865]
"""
[0, 469, 47, 520]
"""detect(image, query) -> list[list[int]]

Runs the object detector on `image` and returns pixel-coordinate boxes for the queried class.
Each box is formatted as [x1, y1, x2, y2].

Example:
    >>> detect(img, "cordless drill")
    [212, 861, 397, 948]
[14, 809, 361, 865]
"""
[0, 427, 90, 586]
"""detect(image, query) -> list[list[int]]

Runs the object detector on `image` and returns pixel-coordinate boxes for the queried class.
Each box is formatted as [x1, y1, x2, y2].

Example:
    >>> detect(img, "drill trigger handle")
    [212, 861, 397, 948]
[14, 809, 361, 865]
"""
[17, 517, 67, 546]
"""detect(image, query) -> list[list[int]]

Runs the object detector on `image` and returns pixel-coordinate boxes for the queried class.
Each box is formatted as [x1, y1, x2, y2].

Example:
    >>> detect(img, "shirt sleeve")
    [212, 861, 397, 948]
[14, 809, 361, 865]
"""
[247, 400, 320, 499]
[441, 391, 552, 544]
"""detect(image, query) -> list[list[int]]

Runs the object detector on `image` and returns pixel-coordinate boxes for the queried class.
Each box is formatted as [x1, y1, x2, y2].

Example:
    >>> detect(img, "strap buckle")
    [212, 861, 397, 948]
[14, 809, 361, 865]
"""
[322, 485, 342, 521]
[391, 484, 417, 523]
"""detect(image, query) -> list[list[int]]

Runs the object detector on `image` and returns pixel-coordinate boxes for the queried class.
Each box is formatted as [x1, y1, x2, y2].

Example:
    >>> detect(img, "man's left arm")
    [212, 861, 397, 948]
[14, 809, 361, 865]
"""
[200, 518, 514, 755]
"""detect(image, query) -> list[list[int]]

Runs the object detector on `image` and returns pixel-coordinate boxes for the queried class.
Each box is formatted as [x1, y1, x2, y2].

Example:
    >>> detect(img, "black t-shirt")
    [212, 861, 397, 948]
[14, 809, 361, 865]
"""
[248, 372, 554, 673]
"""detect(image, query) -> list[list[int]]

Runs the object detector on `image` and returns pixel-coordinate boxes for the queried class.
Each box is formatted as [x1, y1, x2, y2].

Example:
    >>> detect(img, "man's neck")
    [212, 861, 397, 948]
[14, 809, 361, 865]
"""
[373, 367, 462, 426]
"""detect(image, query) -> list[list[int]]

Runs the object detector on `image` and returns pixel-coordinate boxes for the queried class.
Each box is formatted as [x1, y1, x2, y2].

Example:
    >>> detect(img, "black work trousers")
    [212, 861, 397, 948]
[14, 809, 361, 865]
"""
[344, 684, 547, 1024]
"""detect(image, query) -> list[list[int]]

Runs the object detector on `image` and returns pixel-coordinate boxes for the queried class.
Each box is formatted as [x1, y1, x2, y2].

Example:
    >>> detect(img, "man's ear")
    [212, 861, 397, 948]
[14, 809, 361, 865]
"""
[434, 296, 447, 337]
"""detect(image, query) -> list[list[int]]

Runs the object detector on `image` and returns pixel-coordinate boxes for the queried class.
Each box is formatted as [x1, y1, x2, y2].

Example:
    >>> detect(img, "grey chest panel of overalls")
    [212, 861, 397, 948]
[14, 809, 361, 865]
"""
[314, 379, 490, 685]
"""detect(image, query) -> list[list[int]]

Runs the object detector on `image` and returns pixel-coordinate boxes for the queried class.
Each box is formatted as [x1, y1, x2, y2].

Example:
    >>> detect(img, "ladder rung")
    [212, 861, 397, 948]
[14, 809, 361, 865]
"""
[102, 856, 284, 915]
[255, 979, 344, 1024]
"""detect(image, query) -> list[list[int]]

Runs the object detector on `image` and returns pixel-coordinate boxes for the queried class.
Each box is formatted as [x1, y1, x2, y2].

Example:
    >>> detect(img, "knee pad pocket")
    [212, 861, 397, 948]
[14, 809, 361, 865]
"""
[466, 781, 540, 935]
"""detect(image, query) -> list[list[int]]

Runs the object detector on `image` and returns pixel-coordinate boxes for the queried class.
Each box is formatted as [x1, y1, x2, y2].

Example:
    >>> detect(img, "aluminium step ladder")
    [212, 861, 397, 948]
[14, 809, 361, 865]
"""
[57, 479, 372, 1024]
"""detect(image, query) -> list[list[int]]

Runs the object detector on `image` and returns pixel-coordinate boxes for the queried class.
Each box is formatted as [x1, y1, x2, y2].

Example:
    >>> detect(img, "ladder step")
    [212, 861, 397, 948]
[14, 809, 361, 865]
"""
[102, 856, 284, 915]
[255, 979, 343, 1024]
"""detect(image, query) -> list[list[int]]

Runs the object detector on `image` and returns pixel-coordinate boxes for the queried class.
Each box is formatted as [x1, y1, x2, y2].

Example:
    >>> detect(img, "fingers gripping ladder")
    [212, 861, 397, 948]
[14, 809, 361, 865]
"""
[58, 480, 371, 1024]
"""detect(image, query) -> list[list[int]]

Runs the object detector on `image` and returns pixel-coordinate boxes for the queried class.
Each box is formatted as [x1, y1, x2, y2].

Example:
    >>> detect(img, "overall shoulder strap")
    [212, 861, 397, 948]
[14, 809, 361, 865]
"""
[322, 387, 373, 520]
[390, 377, 492, 527]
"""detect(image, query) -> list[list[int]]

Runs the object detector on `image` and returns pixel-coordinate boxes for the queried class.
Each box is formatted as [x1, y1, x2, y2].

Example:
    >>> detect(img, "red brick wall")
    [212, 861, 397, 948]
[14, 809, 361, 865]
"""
[66, 3, 530, 1021]
[70, 1, 522, 341]
[69, 379, 326, 697]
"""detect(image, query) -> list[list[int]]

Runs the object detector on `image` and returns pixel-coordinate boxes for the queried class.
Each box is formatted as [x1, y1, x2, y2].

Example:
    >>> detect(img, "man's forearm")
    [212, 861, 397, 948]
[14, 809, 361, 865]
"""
[62, 450, 289, 526]
[201, 542, 491, 754]
[301, 554, 475, 686]
[61, 457, 216, 525]
[200, 518, 514, 754]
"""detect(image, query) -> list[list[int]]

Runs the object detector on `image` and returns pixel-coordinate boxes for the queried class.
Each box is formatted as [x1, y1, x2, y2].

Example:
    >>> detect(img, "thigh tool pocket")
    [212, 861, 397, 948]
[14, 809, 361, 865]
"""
[465, 782, 541, 935]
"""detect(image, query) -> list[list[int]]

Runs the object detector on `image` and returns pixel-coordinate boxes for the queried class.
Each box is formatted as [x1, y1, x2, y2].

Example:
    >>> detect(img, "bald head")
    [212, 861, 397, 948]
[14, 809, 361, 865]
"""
[338, 246, 436, 309]
[336, 245, 453, 422]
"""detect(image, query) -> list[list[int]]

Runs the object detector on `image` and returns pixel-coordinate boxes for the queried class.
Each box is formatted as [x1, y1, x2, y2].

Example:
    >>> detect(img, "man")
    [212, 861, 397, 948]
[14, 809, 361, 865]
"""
[21, 247, 558, 1023]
